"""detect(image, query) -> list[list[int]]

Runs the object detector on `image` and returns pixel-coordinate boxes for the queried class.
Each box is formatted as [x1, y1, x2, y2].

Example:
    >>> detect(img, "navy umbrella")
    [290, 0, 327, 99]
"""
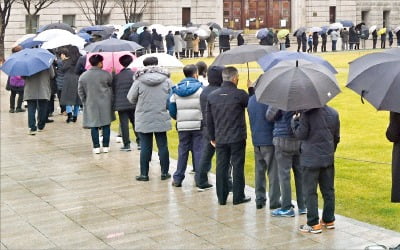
[84, 38, 143, 52]
[1, 48, 55, 76]
[37, 23, 75, 34]
[257, 51, 337, 74]
[346, 48, 400, 112]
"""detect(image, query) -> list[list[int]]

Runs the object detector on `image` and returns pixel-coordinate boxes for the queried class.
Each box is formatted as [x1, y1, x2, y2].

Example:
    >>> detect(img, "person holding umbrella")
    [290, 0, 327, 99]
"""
[386, 112, 400, 203]
[321, 32, 327, 52]
[381, 28, 387, 49]
[312, 32, 319, 53]
[206, 27, 217, 57]
[372, 29, 378, 49]
[330, 29, 339, 51]
[6, 46, 25, 114]
[292, 105, 340, 233]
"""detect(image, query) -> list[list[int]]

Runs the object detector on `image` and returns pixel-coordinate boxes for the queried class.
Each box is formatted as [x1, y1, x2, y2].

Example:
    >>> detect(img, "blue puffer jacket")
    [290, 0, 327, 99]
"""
[247, 95, 274, 146]
[266, 107, 295, 138]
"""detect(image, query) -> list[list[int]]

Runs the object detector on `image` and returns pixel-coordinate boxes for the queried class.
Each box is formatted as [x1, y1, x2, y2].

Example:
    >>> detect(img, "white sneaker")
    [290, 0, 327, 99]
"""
[93, 148, 101, 154]
[103, 147, 110, 153]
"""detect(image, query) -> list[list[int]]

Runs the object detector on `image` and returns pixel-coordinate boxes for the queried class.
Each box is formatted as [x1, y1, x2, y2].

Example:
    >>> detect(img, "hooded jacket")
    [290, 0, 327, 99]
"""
[127, 66, 172, 133]
[168, 77, 203, 131]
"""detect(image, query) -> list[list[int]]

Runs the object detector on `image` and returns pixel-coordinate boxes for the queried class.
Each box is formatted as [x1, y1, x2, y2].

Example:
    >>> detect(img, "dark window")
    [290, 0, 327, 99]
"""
[329, 6, 336, 23]
[383, 10, 390, 27]
[63, 15, 75, 27]
[361, 11, 369, 23]
[25, 15, 39, 33]
[182, 8, 191, 26]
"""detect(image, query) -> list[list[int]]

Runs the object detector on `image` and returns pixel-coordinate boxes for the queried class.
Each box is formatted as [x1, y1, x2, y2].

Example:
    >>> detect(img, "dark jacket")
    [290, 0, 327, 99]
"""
[237, 34, 244, 46]
[372, 30, 378, 39]
[291, 106, 340, 168]
[60, 58, 81, 106]
[165, 33, 174, 49]
[266, 107, 295, 138]
[128, 32, 139, 43]
[199, 39, 207, 50]
[219, 35, 231, 50]
[386, 112, 400, 202]
[321, 33, 327, 42]
[248, 95, 274, 146]
[112, 68, 135, 111]
[74, 55, 87, 76]
[207, 81, 248, 144]
[349, 28, 357, 44]
[312, 32, 319, 45]
[139, 30, 152, 47]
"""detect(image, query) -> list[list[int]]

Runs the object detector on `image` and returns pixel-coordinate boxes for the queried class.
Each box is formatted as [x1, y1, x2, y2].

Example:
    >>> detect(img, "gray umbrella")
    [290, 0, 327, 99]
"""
[255, 60, 340, 111]
[210, 44, 278, 79]
[84, 38, 143, 52]
[131, 22, 150, 28]
[346, 48, 400, 112]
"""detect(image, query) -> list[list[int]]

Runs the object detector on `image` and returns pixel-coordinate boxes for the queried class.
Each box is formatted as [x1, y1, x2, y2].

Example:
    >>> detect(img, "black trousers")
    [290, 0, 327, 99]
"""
[118, 109, 139, 147]
[10, 90, 24, 109]
[216, 140, 246, 204]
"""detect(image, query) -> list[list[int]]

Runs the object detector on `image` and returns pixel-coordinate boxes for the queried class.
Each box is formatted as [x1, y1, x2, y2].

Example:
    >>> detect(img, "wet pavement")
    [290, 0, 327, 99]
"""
[1, 74, 400, 249]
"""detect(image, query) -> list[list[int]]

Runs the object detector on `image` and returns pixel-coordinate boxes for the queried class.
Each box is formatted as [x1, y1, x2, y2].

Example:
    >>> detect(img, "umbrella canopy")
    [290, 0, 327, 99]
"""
[37, 23, 75, 34]
[319, 26, 329, 35]
[34, 29, 74, 42]
[84, 38, 143, 52]
[310, 27, 322, 33]
[77, 32, 92, 42]
[293, 27, 306, 37]
[355, 22, 366, 30]
[129, 53, 184, 68]
[207, 22, 222, 31]
[255, 60, 340, 111]
[219, 28, 234, 36]
[369, 25, 377, 33]
[329, 23, 344, 30]
[256, 28, 269, 39]
[131, 22, 150, 28]
[346, 48, 400, 112]
[149, 24, 169, 36]
[360, 25, 369, 39]
[41, 35, 85, 50]
[85, 51, 136, 74]
[394, 26, 400, 33]
[339, 20, 354, 28]
[377, 27, 387, 36]
[79, 25, 107, 33]
[13, 34, 36, 47]
[257, 51, 337, 74]
[194, 27, 211, 39]
[1, 48, 55, 77]
[14, 35, 43, 49]
[277, 29, 290, 39]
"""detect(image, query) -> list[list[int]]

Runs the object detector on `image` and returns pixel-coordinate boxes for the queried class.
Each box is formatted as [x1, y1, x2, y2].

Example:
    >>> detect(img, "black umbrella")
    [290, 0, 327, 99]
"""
[293, 27, 306, 37]
[84, 38, 143, 52]
[207, 22, 222, 31]
[37, 23, 75, 34]
[346, 48, 400, 112]
[355, 22, 366, 30]
[255, 60, 340, 111]
[219, 28, 234, 36]
[210, 44, 278, 79]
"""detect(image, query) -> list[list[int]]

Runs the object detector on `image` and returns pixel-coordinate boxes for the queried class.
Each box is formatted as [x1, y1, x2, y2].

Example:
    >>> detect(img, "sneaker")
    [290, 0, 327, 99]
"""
[299, 224, 322, 234]
[38, 128, 44, 132]
[320, 220, 335, 229]
[271, 208, 295, 217]
[93, 148, 101, 154]
[28, 129, 36, 135]
[299, 208, 308, 215]
[15, 108, 25, 112]
[161, 173, 171, 180]
[197, 183, 213, 192]
[9, 109, 15, 113]
[120, 145, 131, 152]
[171, 181, 182, 187]
[103, 147, 110, 153]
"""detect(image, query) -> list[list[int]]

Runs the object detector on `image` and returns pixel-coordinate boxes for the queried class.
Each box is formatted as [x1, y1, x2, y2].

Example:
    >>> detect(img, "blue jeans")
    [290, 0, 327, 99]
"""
[167, 47, 174, 56]
[173, 130, 203, 184]
[27, 99, 48, 131]
[91, 125, 110, 148]
[66, 105, 79, 117]
[138, 132, 170, 176]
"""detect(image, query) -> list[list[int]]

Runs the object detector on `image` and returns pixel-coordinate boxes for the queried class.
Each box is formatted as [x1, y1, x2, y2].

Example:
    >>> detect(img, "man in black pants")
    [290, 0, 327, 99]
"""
[206, 67, 251, 205]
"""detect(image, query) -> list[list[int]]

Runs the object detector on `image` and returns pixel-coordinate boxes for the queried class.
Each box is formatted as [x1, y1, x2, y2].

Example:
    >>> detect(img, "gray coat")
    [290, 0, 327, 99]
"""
[127, 66, 172, 133]
[78, 67, 115, 128]
[23, 67, 55, 101]
[174, 35, 183, 52]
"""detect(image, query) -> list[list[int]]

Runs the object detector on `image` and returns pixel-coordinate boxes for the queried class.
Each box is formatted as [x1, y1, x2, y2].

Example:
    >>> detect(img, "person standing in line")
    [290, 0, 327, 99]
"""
[219, 33, 231, 53]
[396, 30, 400, 47]
[127, 57, 172, 182]
[165, 30, 175, 56]
[330, 29, 339, 52]
[372, 29, 378, 49]
[292, 106, 340, 234]
[247, 79, 281, 210]
[54, 56, 66, 115]
[168, 65, 204, 187]
[139, 27, 152, 54]
[388, 30, 394, 48]
[266, 107, 306, 217]
[206, 27, 217, 57]
[199, 38, 207, 57]
[128, 28, 139, 44]
[206, 67, 251, 205]
[296, 34, 302, 52]
[307, 34, 313, 53]
[173, 31, 183, 59]
[342, 28, 349, 50]
[112, 54, 140, 152]
[312, 32, 319, 53]
[6, 46, 25, 113]
[195, 66, 224, 191]
[321, 32, 327, 52]
[78, 54, 114, 154]
[23, 64, 55, 135]
[185, 32, 194, 58]
[196, 61, 208, 86]
[237, 33, 245, 46]
[381, 29, 387, 49]
[193, 34, 200, 57]
[301, 32, 307, 52]
[386, 112, 400, 203]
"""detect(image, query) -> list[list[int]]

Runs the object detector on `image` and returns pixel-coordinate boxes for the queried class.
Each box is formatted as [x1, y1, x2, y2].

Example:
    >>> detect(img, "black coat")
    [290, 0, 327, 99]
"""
[139, 31, 152, 47]
[349, 28, 357, 43]
[112, 68, 136, 111]
[60, 58, 81, 106]
[291, 106, 340, 168]
[312, 32, 319, 45]
[237, 34, 244, 46]
[219, 35, 231, 49]
[206, 81, 248, 144]
[386, 112, 400, 202]
[165, 34, 174, 48]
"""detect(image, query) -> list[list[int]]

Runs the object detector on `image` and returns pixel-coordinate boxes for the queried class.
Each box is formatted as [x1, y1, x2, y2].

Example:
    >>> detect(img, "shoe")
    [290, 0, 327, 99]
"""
[72, 116, 77, 122]
[66, 113, 72, 123]
[115, 136, 123, 143]
[299, 224, 322, 234]
[233, 196, 251, 205]
[48, 113, 53, 117]
[320, 219, 335, 229]
[161, 173, 171, 180]
[28, 129, 36, 135]
[120, 145, 131, 152]
[38, 128, 44, 132]
[197, 183, 213, 192]
[299, 208, 308, 215]
[171, 181, 182, 187]
[93, 148, 101, 154]
[256, 203, 265, 209]
[219, 201, 227, 205]
[136, 175, 149, 181]
[9, 109, 15, 113]
[103, 147, 110, 153]
[45, 119, 54, 123]
[137, 144, 141, 150]
[15, 108, 25, 112]
[271, 208, 295, 217]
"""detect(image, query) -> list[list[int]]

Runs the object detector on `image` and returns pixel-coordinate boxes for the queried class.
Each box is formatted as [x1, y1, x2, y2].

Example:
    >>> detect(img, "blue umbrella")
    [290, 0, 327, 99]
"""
[339, 20, 354, 28]
[19, 36, 43, 48]
[257, 51, 338, 74]
[319, 26, 329, 35]
[77, 32, 92, 42]
[0, 48, 55, 76]
[256, 28, 269, 39]
[79, 25, 108, 33]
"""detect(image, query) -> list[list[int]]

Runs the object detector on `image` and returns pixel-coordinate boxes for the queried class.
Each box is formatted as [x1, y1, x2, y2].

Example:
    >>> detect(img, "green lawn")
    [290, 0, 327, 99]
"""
[116, 50, 400, 232]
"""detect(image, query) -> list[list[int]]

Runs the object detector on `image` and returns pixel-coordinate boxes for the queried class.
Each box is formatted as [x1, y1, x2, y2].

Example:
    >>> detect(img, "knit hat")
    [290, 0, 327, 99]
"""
[207, 66, 224, 86]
